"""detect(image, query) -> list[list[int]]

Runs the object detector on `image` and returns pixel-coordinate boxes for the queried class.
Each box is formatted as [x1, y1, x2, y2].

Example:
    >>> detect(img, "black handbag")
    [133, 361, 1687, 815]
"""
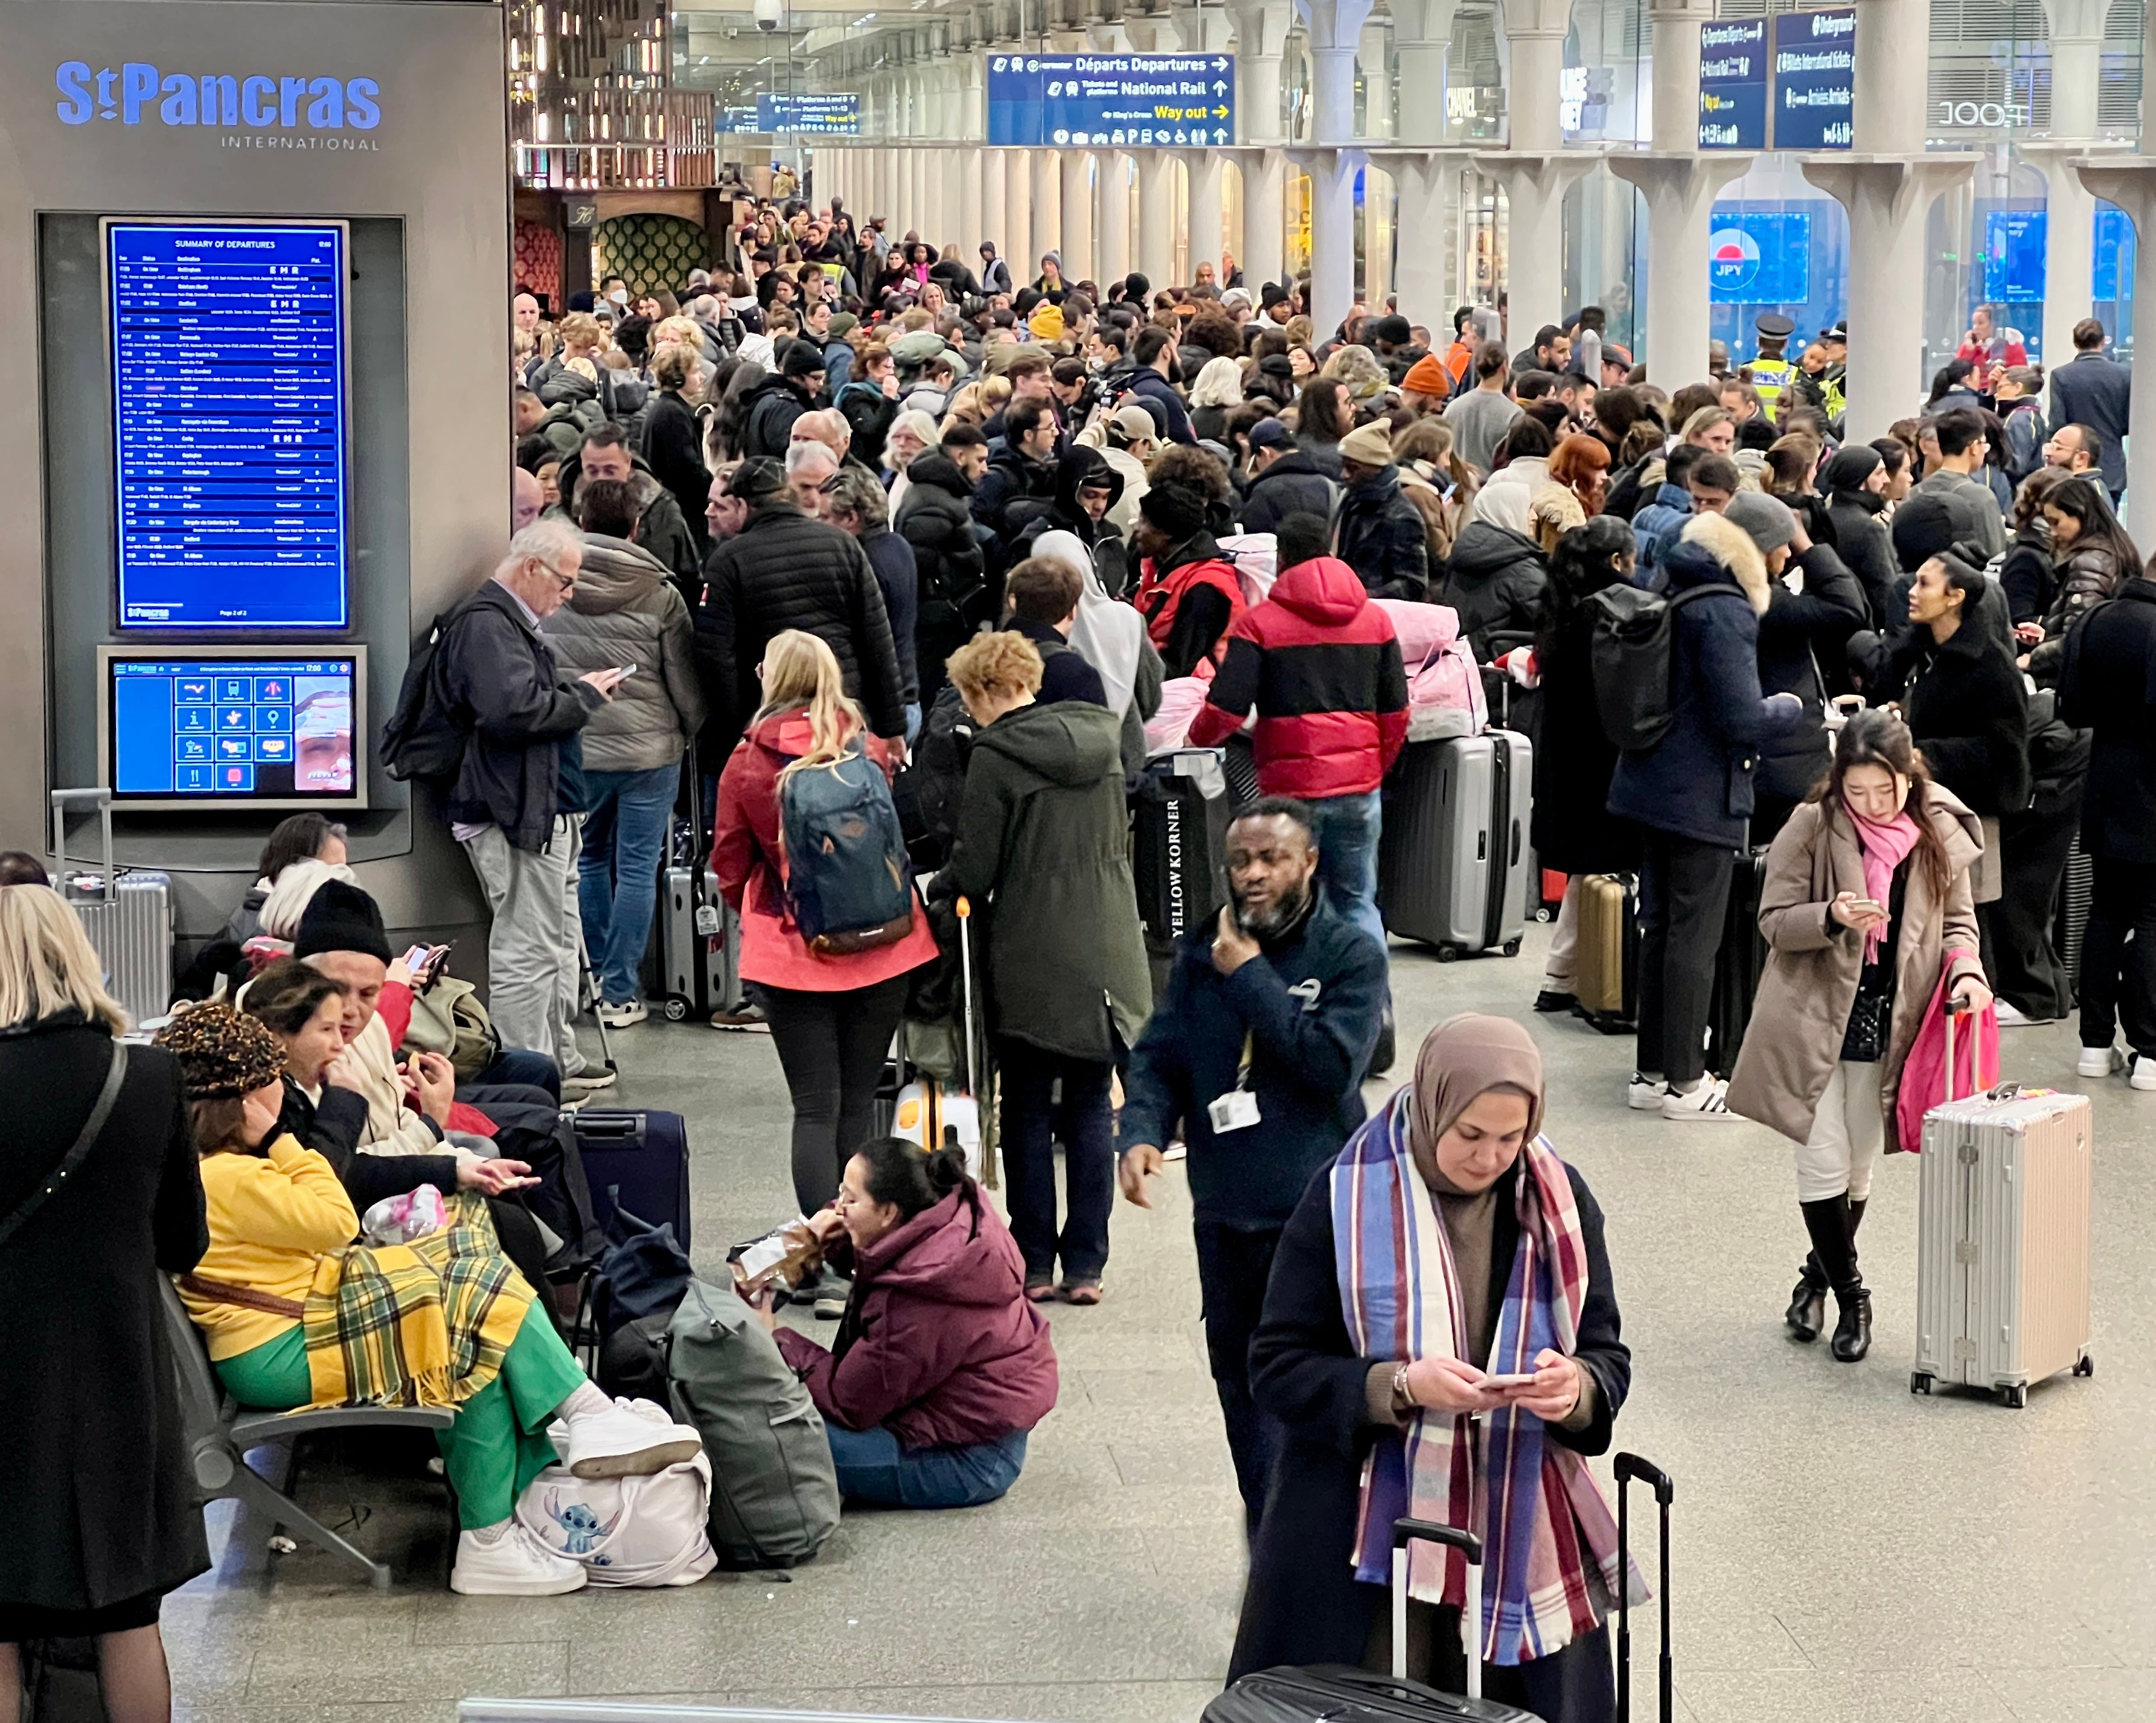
[1841, 989, 1892, 1064]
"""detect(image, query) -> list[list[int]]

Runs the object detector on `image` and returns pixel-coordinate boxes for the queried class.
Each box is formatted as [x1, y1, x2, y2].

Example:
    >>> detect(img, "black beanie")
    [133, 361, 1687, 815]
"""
[781, 338, 828, 379]
[1139, 480, 1208, 542]
[292, 880, 392, 964]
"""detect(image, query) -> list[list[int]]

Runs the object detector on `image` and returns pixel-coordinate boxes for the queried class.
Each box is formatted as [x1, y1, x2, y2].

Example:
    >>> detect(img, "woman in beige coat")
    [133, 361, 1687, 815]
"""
[1728, 709, 1992, 1363]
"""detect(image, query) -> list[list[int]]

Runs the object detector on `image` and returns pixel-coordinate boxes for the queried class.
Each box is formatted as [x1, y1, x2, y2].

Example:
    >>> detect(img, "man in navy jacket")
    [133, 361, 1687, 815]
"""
[1117, 798, 1387, 1534]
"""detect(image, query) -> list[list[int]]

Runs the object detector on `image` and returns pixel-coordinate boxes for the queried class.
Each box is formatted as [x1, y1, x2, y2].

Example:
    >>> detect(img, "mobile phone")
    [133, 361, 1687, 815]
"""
[400, 942, 433, 971]
[1485, 1373, 1538, 1389]
[615, 663, 638, 678]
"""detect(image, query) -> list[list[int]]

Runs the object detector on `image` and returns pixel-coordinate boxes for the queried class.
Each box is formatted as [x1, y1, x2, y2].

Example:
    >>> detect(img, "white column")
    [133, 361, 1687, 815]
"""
[1005, 152, 1032, 290]
[1099, 151, 1133, 286]
[1243, 149, 1289, 286]
[1298, 0, 1377, 333]
[1032, 149, 1063, 281]
[1189, 152, 1228, 285]
[1360, 19, 1392, 139]
[1393, 0, 1457, 147]
[982, 150, 1008, 260]
[1392, 158, 1465, 325]
[1061, 150, 1096, 281]
[2029, 0, 2106, 368]
[1137, 152, 1178, 286]
[1229, 0, 1292, 290]
[1501, 0, 1569, 154]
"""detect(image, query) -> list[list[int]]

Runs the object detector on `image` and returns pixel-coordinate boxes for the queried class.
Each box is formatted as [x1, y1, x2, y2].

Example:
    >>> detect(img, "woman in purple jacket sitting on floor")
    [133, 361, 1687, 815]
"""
[757, 1137, 1059, 1507]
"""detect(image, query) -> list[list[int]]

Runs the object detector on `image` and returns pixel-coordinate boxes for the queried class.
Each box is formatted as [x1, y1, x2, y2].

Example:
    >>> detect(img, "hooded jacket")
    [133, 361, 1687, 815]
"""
[1751, 542, 1870, 809]
[1241, 449, 1339, 535]
[2060, 578, 2156, 861]
[1118, 892, 1389, 1228]
[1018, 447, 1127, 555]
[773, 1186, 1058, 1450]
[539, 534, 706, 774]
[971, 440, 1061, 541]
[741, 371, 817, 459]
[1467, 453, 1550, 535]
[1438, 520, 1547, 661]
[438, 581, 604, 853]
[1824, 487, 1899, 627]
[895, 453, 991, 684]
[558, 455, 702, 598]
[1187, 556, 1409, 798]
[693, 502, 907, 761]
[1331, 465, 1431, 601]
[1727, 785, 1986, 1152]
[1607, 512, 1807, 849]
[1630, 481, 1695, 584]
[641, 388, 712, 554]
[948, 700, 1151, 1061]
[1890, 613, 2031, 818]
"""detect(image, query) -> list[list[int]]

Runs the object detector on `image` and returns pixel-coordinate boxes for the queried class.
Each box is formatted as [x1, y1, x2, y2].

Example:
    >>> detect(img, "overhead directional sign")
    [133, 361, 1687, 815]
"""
[1771, 8, 1855, 150]
[1697, 19, 1767, 150]
[986, 53, 1235, 149]
[755, 92, 859, 134]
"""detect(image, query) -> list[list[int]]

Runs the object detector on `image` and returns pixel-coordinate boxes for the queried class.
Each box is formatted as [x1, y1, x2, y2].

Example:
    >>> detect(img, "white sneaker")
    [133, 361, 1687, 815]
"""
[561, 1066, 618, 1096]
[560, 1401, 704, 1480]
[597, 999, 648, 1029]
[1662, 1076, 1737, 1122]
[1627, 1073, 1669, 1110]
[451, 1522, 587, 1595]
[2132, 1058, 2156, 1093]
[2077, 1045, 2128, 1079]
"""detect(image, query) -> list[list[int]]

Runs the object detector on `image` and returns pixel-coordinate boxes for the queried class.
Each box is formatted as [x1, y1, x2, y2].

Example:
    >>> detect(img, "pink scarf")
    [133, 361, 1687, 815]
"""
[1844, 800, 1921, 963]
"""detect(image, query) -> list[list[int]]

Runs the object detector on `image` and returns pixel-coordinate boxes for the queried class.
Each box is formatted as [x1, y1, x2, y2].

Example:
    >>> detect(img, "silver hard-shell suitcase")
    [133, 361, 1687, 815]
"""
[50, 787, 173, 1027]
[1379, 732, 1532, 961]
[654, 864, 742, 1021]
[1912, 1005, 2094, 1407]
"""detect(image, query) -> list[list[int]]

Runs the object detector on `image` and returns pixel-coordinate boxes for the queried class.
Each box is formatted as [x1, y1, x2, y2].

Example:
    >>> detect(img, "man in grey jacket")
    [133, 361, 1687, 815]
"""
[1910, 409, 2006, 558]
[543, 479, 707, 1026]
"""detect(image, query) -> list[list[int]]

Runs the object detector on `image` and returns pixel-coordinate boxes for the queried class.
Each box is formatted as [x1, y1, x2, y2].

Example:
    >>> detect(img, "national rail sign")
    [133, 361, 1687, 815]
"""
[986, 53, 1235, 149]
[1697, 18, 1767, 150]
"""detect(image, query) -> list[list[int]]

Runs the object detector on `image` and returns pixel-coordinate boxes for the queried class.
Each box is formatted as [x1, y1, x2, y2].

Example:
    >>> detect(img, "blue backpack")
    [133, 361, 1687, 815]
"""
[779, 741, 918, 954]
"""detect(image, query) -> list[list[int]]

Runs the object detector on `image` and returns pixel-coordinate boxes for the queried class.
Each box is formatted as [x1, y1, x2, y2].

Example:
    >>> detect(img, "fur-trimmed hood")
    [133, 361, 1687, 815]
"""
[1677, 510, 1771, 614]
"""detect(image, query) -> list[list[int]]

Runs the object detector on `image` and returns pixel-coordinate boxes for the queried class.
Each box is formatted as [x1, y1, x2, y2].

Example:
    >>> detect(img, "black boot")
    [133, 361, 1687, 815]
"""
[1830, 1282, 1873, 1362]
[1785, 1253, 1828, 1341]
[1796, 1197, 1856, 1344]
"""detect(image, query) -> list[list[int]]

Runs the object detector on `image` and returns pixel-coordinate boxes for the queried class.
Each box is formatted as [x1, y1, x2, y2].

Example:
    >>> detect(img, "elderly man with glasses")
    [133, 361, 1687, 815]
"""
[439, 517, 625, 1097]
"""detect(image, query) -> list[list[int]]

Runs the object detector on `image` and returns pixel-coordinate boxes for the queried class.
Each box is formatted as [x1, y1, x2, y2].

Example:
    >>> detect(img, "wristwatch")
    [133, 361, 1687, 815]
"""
[1390, 1360, 1415, 1416]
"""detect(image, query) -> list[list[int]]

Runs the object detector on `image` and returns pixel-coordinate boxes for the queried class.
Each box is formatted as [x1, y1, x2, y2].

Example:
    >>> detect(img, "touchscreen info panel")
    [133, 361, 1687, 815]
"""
[107, 653, 362, 808]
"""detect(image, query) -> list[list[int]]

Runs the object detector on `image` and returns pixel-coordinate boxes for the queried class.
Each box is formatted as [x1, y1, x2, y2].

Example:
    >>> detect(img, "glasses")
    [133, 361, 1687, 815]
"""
[533, 558, 576, 593]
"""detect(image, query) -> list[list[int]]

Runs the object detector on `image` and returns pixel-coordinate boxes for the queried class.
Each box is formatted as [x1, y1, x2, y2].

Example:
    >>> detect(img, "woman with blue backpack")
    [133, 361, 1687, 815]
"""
[712, 630, 941, 1313]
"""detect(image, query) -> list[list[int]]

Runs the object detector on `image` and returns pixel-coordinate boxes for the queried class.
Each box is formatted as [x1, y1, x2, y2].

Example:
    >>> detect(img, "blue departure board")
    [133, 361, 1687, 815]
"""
[987, 53, 1235, 148]
[105, 651, 364, 808]
[107, 222, 350, 631]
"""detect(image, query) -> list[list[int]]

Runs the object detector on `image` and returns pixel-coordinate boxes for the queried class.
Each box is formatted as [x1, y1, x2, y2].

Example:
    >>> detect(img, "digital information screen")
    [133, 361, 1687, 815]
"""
[103, 650, 366, 810]
[987, 53, 1235, 148]
[107, 221, 350, 631]
[756, 93, 859, 133]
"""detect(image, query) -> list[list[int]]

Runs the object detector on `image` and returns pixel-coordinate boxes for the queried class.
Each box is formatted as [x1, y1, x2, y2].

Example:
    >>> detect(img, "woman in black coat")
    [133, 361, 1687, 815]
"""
[1231, 1015, 1631, 1723]
[1529, 518, 1640, 1012]
[1821, 445, 1899, 630]
[0, 886, 208, 1717]
[642, 348, 713, 555]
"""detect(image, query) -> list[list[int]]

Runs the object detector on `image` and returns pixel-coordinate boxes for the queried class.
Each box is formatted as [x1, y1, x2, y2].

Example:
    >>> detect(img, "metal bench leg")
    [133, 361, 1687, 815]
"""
[226, 1450, 395, 1589]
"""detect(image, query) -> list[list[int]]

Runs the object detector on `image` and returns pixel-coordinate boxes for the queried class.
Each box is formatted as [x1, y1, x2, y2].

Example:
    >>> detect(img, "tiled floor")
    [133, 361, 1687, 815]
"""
[167, 924, 2148, 1722]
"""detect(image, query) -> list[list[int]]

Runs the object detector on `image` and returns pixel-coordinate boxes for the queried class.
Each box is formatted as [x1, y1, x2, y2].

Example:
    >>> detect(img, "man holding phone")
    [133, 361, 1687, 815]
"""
[1116, 800, 1389, 1536]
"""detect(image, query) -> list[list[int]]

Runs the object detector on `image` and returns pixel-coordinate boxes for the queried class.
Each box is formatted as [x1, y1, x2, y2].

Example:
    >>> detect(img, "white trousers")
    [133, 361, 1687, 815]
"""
[1543, 876, 1582, 991]
[1794, 1059, 1884, 1203]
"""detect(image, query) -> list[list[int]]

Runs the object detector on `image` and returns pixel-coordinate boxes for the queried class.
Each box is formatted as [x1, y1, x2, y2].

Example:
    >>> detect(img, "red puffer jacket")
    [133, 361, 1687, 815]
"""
[774, 1187, 1059, 1450]
[1186, 555, 1409, 798]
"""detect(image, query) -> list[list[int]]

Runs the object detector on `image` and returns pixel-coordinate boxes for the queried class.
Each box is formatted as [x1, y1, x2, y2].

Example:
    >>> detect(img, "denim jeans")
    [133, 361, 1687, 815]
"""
[578, 764, 679, 1005]
[824, 1424, 1027, 1508]
[1304, 789, 1386, 953]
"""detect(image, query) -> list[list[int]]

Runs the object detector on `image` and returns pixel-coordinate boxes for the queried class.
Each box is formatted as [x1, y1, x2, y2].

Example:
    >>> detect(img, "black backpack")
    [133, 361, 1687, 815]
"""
[1588, 583, 1721, 752]
[379, 603, 472, 787]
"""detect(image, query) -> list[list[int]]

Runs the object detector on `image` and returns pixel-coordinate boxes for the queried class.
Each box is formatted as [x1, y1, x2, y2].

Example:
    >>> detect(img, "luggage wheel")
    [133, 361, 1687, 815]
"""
[1534, 907, 1553, 924]
[662, 997, 689, 1023]
[1998, 1383, 2028, 1409]
[1435, 945, 1461, 963]
[1910, 1372, 1934, 1396]
[1501, 936, 1522, 958]
[2074, 1354, 2095, 1378]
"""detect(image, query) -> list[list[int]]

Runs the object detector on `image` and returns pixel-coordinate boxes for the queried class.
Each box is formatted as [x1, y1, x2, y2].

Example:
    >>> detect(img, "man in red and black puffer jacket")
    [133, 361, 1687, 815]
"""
[1187, 511, 1408, 950]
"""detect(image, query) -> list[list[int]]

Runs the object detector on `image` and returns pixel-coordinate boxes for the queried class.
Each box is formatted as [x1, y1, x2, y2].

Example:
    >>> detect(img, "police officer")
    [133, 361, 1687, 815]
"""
[1744, 311, 1797, 420]
[1815, 321, 1847, 424]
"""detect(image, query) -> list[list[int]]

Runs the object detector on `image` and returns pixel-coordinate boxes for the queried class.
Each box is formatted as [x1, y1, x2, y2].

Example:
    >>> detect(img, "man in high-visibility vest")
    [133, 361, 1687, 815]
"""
[1742, 311, 1798, 420]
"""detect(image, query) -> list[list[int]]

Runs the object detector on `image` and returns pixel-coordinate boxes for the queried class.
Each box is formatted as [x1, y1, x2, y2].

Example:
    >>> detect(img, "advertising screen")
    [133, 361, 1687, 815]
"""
[1771, 9, 1855, 150]
[1708, 211, 1813, 307]
[103, 649, 365, 810]
[987, 52, 1235, 147]
[107, 220, 350, 631]
[1698, 19, 1767, 150]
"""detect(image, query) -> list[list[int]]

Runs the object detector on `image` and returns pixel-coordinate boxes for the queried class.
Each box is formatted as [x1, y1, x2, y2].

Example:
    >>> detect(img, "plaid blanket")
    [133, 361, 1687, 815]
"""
[1332, 1086, 1640, 1666]
[302, 1193, 534, 1410]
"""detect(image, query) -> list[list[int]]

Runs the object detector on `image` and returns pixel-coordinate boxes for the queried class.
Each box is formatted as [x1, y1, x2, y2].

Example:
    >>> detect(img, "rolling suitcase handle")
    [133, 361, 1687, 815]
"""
[1390, 1515, 1486, 1700]
[1614, 1452, 1674, 1723]
[49, 787, 117, 902]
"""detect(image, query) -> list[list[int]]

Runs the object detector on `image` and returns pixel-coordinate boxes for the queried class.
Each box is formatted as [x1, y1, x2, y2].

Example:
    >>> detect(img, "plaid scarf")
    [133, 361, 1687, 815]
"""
[302, 1194, 533, 1410]
[1332, 1087, 1640, 1665]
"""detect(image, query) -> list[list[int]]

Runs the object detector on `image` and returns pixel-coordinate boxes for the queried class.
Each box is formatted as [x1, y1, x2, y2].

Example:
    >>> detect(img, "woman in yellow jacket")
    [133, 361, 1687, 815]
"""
[161, 1006, 699, 1596]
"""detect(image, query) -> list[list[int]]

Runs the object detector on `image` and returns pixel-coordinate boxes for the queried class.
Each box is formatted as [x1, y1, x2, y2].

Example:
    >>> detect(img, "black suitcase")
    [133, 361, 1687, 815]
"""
[572, 1109, 691, 1247]
[1131, 747, 1233, 950]
[1704, 846, 1770, 1074]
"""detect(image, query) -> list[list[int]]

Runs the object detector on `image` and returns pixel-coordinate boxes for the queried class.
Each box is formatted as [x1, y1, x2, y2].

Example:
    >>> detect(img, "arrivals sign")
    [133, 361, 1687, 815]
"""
[986, 53, 1235, 148]
[1694, 10, 1852, 152]
[1697, 20, 1766, 150]
[1771, 8, 1854, 150]
[755, 92, 859, 134]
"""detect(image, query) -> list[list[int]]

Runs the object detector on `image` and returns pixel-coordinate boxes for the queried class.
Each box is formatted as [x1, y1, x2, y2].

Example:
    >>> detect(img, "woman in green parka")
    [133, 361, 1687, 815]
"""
[945, 631, 1151, 1304]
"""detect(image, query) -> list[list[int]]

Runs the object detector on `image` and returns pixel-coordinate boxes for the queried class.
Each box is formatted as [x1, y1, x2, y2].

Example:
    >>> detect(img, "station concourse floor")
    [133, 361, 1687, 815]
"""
[165, 920, 2154, 1723]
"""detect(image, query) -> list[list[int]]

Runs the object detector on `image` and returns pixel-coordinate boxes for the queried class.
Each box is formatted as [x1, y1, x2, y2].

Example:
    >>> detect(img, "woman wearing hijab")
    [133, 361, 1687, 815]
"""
[1729, 709, 1989, 1365]
[1232, 1014, 1635, 1723]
